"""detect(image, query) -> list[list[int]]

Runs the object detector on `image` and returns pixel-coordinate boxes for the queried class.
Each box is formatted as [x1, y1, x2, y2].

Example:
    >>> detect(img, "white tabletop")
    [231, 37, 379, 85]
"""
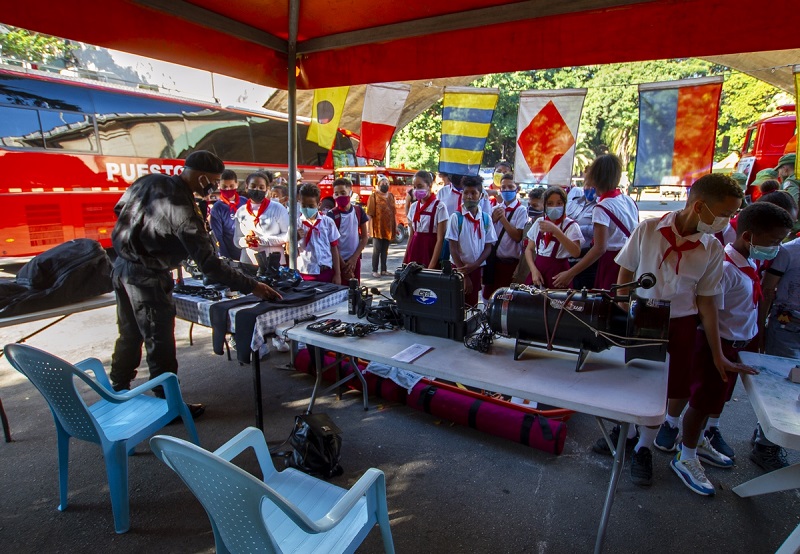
[739, 352, 800, 450]
[280, 303, 668, 426]
[0, 293, 116, 329]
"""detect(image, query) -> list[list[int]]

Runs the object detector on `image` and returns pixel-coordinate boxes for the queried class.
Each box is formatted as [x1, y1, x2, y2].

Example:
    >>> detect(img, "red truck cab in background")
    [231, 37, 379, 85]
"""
[736, 104, 797, 200]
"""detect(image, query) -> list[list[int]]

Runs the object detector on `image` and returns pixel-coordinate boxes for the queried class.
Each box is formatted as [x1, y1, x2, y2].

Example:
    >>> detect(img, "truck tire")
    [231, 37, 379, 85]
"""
[394, 224, 407, 245]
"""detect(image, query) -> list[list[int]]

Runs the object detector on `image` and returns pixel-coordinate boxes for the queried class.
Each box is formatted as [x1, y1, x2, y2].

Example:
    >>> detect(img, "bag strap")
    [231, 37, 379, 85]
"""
[468, 399, 482, 429]
[418, 385, 437, 414]
[594, 204, 631, 238]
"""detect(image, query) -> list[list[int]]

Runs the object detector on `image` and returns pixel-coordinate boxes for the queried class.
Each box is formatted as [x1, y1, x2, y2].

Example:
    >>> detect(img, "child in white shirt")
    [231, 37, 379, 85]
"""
[296, 183, 341, 284]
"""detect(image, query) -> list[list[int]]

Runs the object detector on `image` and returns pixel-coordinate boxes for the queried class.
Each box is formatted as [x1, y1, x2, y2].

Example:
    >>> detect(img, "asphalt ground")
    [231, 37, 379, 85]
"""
[1, 198, 799, 553]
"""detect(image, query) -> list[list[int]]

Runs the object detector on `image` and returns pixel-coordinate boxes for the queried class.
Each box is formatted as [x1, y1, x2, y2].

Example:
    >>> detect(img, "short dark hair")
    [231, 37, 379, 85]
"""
[462, 175, 483, 191]
[299, 183, 320, 200]
[414, 170, 433, 186]
[758, 190, 798, 216]
[759, 179, 780, 195]
[438, 172, 450, 178]
[246, 171, 272, 185]
[735, 202, 793, 237]
[543, 186, 568, 206]
[332, 177, 352, 189]
[271, 184, 288, 197]
[585, 154, 622, 193]
[221, 169, 238, 181]
[501, 173, 514, 182]
[528, 188, 545, 200]
[495, 161, 512, 171]
[688, 174, 743, 204]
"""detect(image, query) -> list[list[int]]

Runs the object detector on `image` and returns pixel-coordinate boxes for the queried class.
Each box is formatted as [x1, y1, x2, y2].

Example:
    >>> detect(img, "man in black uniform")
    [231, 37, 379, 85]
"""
[110, 151, 279, 416]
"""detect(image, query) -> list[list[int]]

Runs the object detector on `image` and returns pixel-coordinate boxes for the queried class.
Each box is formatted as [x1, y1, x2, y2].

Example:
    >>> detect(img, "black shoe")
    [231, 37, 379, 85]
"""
[750, 443, 789, 472]
[704, 427, 735, 461]
[168, 403, 206, 425]
[111, 382, 131, 392]
[592, 425, 638, 456]
[631, 447, 654, 487]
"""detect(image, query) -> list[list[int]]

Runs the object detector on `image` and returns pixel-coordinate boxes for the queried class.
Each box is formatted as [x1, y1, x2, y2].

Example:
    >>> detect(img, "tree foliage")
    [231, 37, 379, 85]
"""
[390, 60, 785, 176]
[0, 25, 76, 65]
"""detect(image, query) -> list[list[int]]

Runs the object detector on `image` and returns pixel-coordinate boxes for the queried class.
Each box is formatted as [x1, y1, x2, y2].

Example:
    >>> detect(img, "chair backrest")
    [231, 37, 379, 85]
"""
[4, 344, 101, 443]
[151, 436, 281, 554]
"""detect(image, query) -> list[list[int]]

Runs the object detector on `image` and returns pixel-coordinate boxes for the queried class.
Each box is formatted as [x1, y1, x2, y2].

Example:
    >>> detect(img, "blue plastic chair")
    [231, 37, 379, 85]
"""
[151, 427, 395, 554]
[4, 343, 200, 533]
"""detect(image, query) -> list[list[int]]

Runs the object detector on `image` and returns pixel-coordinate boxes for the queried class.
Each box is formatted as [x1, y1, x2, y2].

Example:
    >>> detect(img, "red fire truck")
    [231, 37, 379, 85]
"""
[736, 104, 797, 198]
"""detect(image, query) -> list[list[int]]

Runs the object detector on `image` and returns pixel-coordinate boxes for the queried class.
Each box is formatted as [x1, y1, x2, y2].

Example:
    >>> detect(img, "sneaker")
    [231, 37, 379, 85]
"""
[671, 452, 715, 496]
[654, 421, 681, 452]
[111, 381, 131, 392]
[704, 427, 735, 461]
[592, 425, 639, 456]
[750, 443, 789, 472]
[272, 336, 290, 353]
[697, 436, 733, 468]
[168, 403, 206, 424]
[630, 447, 653, 487]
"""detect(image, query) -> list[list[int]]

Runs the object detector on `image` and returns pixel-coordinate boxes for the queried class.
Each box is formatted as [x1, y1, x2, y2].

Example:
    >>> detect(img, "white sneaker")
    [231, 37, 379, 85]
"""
[697, 436, 733, 468]
[271, 336, 290, 353]
[671, 451, 715, 495]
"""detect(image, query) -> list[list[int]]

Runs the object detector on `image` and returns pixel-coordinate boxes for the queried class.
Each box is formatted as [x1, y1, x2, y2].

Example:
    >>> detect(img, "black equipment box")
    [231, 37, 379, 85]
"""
[392, 264, 480, 341]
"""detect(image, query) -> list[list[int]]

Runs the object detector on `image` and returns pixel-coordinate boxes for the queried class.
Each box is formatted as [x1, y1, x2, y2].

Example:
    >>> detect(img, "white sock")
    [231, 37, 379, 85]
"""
[705, 417, 720, 431]
[681, 444, 697, 461]
[627, 425, 638, 439]
[635, 426, 659, 452]
[665, 414, 681, 428]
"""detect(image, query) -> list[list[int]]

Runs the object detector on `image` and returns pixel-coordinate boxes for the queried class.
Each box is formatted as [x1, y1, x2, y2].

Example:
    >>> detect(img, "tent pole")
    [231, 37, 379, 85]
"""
[287, 0, 300, 270]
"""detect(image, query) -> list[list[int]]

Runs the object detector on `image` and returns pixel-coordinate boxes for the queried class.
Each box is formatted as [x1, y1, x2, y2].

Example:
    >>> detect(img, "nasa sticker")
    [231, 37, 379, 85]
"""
[412, 288, 438, 305]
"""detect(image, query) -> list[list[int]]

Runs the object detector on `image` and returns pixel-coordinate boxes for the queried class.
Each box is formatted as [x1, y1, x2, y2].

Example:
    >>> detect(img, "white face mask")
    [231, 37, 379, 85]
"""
[696, 203, 729, 235]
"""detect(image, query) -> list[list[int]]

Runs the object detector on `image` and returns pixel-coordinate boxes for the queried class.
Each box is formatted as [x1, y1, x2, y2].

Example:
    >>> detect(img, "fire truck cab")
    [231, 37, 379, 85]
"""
[736, 104, 797, 199]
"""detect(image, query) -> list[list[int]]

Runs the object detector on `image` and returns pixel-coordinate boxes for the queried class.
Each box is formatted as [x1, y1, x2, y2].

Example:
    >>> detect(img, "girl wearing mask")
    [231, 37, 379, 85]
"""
[404, 170, 449, 269]
[233, 172, 289, 272]
[367, 177, 397, 277]
[524, 186, 583, 288]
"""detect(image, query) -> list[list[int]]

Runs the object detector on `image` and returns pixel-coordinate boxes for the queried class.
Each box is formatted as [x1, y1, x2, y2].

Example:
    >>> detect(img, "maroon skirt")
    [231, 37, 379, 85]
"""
[593, 249, 621, 290]
[404, 231, 438, 267]
[527, 256, 571, 288]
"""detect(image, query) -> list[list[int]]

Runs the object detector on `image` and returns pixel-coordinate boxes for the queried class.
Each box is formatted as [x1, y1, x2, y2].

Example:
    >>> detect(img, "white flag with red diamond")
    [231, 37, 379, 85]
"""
[514, 89, 587, 185]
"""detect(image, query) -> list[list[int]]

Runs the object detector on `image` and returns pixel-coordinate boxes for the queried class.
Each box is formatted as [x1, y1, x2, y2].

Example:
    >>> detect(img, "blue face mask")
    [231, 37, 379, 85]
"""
[750, 243, 780, 261]
[300, 207, 318, 219]
[500, 190, 517, 203]
[546, 206, 564, 220]
[584, 188, 597, 202]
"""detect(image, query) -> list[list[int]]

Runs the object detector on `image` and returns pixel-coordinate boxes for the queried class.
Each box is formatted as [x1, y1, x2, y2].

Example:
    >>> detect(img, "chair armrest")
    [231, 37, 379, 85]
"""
[87, 373, 181, 404]
[311, 468, 385, 532]
[74, 358, 113, 390]
[214, 427, 277, 478]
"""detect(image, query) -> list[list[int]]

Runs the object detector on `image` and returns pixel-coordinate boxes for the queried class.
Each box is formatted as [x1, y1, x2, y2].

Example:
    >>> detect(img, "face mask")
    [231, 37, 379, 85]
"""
[248, 189, 266, 203]
[198, 175, 216, 197]
[528, 208, 543, 219]
[335, 196, 350, 210]
[493, 172, 503, 188]
[221, 189, 237, 200]
[584, 188, 597, 202]
[379, 184, 389, 193]
[501, 190, 517, 203]
[546, 206, 564, 220]
[301, 207, 318, 219]
[750, 243, 780, 261]
[697, 203, 729, 234]
[463, 199, 479, 210]
[414, 189, 429, 201]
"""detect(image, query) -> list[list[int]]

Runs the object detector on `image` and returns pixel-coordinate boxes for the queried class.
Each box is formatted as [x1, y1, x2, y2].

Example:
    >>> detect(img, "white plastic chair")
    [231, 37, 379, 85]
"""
[151, 427, 395, 554]
[4, 343, 200, 533]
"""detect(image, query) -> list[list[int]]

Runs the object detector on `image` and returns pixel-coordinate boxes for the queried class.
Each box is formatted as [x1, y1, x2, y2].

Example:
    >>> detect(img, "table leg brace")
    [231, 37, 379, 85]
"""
[733, 463, 800, 497]
[594, 421, 629, 554]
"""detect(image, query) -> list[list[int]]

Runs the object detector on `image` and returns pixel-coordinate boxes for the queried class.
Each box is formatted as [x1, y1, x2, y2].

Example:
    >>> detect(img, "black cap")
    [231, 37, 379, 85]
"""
[185, 150, 224, 174]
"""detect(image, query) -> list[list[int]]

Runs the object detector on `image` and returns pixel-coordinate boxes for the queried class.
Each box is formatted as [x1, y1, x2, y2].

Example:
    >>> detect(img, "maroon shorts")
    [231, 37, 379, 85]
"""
[482, 258, 519, 299]
[301, 267, 334, 283]
[465, 267, 482, 307]
[667, 315, 700, 399]
[689, 329, 746, 414]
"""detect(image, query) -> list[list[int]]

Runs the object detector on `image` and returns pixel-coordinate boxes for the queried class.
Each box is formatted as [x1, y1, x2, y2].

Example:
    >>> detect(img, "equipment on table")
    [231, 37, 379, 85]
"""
[487, 273, 670, 371]
[391, 262, 480, 341]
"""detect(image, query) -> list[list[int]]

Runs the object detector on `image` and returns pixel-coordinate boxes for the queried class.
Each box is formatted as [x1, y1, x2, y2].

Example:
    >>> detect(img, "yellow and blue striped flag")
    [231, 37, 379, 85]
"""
[439, 87, 499, 176]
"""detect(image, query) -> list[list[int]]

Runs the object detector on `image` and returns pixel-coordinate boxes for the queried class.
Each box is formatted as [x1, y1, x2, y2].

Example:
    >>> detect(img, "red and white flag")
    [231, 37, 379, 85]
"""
[357, 83, 411, 161]
[514, 89, 587, 185]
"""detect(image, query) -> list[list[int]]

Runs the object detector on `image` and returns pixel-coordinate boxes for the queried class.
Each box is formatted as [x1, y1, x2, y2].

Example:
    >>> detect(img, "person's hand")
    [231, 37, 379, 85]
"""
[252, 282, 282, 301]
[343, 257, 357, 272]
[332, 274, 342, 285]
[552, 270, 573, 289]
[463, 275, 473, 294]
[456, 263, 476, 276]
[529, 269, 544, 287]
[538, 220, 558, 234]
[491, 206, 504, 223]
[245, 232, 259, 248]
[714, 355, 759, 382]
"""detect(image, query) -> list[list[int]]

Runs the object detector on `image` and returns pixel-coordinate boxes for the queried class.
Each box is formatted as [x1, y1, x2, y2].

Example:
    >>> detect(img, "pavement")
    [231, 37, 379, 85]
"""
[1, 197, 799, 554]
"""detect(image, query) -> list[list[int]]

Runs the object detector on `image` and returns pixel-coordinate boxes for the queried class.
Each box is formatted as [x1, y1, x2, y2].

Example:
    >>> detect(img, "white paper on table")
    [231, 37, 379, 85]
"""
[391, 344, 433, 363]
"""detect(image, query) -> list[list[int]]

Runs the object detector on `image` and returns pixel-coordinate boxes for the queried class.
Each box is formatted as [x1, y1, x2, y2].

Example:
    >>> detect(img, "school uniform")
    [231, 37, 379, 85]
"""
[765, 238, 800, 359]
[591, 191, 639, 289]
[690, 244, 760, 414]
[436, 184, 491, 217]
[525, 216, 583, 288]
[713, 222, 737, 247]
[297, 214, 340, 282]
[482, 199, 528, 298]
[209, 193, 246, 260]
[233, 199, 290, 266]
[615, 211, 724, 400]
[565, 194, 597, 289]
[404, 196, 449, 266]
[445, 208, 498, 307]
[327, 205, 369, 283]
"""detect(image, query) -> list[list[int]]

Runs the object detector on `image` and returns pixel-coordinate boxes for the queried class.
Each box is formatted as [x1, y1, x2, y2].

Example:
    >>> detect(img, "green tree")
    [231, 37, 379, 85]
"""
[0, 25, 76, 65]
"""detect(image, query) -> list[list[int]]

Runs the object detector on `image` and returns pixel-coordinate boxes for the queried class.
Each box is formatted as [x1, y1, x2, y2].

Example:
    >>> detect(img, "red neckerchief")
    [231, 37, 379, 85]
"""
[246, 198, 270, 224]
[414, 194, 436, 226]
[542, 214, 565, 248]
[220, 191, 240, 213]
[598, 189, 622, 202]
[451, 185, 463, 214]
[725, 253, 762, 307]
[504, 199, 519, 217]
[658, 214, 701, 274]
[302, 218, 321, 247]
[464, 210, 482, 239]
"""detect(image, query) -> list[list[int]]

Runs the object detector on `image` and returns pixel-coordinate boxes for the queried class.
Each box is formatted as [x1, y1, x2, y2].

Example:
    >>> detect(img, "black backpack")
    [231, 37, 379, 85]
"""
[287, 413, 343, 479]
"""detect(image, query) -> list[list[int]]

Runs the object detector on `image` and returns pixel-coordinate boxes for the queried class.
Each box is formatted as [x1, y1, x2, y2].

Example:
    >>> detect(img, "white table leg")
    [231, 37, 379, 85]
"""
[594, 421, 629, 554]
[733, 464, 800, 497]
